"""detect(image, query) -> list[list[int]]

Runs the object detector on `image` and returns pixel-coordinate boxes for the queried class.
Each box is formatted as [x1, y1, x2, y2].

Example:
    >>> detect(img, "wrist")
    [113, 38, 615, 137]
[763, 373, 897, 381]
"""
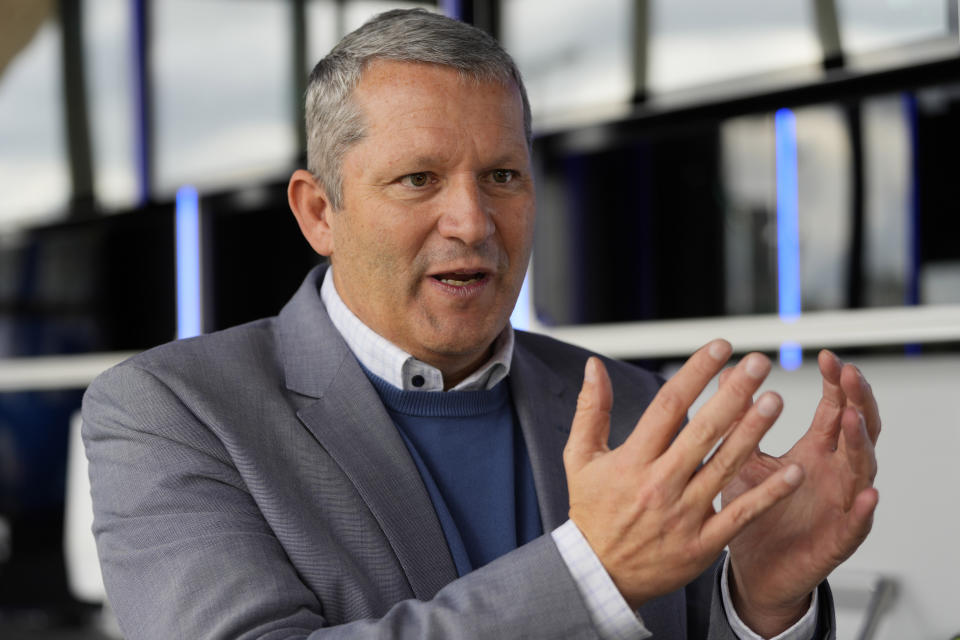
[729, 566, 811, 637]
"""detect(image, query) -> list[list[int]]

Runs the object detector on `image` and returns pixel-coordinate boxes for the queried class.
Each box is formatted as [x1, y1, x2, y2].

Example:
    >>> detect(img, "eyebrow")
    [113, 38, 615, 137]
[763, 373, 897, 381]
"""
[397, 148, 528, 171]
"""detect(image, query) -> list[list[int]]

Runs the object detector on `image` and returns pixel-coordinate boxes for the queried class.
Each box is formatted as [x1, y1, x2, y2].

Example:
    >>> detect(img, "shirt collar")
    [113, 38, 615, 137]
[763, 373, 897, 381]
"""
[320, 267, 514, 392]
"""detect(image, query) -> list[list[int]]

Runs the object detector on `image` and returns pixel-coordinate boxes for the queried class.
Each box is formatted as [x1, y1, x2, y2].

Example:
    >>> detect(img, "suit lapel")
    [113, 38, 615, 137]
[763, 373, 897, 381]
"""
[277, 267, 457, 600]
[509, 337, 574, 531]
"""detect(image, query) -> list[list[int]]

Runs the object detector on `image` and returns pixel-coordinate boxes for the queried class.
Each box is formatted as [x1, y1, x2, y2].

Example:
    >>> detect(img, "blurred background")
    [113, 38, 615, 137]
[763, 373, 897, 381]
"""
[0, 0, 958, 638]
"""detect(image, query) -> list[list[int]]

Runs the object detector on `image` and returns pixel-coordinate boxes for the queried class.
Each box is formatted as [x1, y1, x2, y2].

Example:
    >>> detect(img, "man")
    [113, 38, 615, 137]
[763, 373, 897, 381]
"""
[82, 9, 880, 639]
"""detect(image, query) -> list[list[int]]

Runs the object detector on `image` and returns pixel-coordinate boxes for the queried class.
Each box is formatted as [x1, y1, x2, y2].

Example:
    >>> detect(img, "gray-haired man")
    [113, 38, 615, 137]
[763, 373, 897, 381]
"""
[83, 9, 879, 639]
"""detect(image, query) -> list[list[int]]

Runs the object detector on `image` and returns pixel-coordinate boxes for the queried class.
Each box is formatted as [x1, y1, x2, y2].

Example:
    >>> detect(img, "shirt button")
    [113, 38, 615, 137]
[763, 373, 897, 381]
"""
[411, 374, 425, 388]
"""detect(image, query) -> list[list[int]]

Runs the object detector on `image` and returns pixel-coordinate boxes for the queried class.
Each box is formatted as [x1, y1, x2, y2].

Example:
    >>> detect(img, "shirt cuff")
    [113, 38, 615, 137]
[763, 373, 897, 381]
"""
[551, 520, 652, 640]
[720, 554, 818, 640]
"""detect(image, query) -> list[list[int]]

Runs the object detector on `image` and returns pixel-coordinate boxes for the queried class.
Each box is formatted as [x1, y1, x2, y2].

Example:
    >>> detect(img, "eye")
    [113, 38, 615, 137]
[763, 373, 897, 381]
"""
[400, 172, 431, 188]
[491, 169, 515, 184]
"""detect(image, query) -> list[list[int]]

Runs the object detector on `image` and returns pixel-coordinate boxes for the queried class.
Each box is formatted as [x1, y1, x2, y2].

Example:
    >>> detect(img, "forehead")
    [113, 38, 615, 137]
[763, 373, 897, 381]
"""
[350, 59, 528, 160]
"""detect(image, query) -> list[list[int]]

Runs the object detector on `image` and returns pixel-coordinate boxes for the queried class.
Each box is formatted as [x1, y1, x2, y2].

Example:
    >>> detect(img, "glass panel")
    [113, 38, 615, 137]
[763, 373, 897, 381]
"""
[721, 114, 778, 316]
[306, 0, 339, 67]
[0, 389, 85, 609]
[837, 0, 952, 54]
[0, 21, 69, 231]
[721, 106, 851, 316]
[152, 0, 296, 195]
[502, 0, 633, 122]
[533, 124, 725, 325]
[794, 105, 851, 312]
[648, 0, 821, 93]
[862, 94, 912, 307]
[914, 84, 960, 305]
[83, 0, 138, 210]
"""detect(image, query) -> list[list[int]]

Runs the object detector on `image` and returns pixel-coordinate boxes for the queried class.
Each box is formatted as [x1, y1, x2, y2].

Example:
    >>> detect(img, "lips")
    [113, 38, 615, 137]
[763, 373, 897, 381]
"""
[431, 272, 487, 286]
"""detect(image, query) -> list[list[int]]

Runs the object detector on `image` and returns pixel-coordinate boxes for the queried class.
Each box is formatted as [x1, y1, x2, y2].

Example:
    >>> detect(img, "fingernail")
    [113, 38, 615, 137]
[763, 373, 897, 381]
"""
[756, 393, 780, 417]
[784, 464, 804, 486]
[584, 358, 597, 384]
[745, 354, 770, 379]
[709, 339, 731, 361]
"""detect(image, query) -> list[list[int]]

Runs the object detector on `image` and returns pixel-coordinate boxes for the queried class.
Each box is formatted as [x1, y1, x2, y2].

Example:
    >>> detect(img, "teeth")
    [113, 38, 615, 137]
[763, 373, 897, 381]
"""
[440, 277, 480, 286]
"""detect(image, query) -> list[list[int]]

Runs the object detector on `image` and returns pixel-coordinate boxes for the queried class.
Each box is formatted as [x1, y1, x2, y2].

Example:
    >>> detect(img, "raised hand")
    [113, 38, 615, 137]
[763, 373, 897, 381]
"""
[723, 350, 880, 636]
[564, 340, 805, 610]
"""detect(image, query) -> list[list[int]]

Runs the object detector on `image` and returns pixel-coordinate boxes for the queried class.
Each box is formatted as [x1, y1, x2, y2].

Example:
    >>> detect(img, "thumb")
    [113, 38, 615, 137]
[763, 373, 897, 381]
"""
[564, 357, 613, 473]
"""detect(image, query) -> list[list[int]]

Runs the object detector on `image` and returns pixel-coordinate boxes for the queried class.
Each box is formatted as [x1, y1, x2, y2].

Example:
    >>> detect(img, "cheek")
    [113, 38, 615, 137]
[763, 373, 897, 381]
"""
[502, 208, 535, 261]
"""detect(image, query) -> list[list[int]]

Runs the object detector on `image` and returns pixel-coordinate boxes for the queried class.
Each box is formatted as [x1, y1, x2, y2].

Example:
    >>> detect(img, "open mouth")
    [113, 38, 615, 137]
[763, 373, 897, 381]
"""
[431, 272, 487, 286]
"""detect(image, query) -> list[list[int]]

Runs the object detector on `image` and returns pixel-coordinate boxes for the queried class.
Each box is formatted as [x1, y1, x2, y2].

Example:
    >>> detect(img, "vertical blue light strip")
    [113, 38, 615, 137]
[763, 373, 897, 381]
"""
[132, 0, 149, 205]
[902, 92, 921, 356]
[903, 92, 920, 308]
[775, 108, 802, 370]
[439, 0, 463, 19]
[510, 271, 532, 331]
[176, 186, 202, 339]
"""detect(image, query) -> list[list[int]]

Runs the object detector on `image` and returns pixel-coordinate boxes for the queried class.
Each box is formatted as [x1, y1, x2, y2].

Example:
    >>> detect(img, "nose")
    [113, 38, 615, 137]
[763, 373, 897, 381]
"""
[436, 176, 495, 246]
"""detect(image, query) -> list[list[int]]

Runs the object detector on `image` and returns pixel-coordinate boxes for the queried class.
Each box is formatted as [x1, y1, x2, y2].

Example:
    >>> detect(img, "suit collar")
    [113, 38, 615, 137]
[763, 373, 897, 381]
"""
[276, 266, 458, 599]
[276, 265, 347, 400]
[509, 334, 573, 531]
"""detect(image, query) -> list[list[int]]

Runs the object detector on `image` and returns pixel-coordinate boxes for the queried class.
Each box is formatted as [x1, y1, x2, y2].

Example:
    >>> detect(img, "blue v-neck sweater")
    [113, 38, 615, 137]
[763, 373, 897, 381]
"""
[364, 372, 543, 576]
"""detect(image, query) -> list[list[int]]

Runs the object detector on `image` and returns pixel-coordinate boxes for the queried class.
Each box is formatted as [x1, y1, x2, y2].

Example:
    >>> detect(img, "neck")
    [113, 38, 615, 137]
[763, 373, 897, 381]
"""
[432, 346, 494, 390]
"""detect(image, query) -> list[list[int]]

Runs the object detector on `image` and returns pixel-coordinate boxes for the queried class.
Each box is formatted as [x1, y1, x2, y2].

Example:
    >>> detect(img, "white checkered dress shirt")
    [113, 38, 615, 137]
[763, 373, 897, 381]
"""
[319, 268, 817, 640]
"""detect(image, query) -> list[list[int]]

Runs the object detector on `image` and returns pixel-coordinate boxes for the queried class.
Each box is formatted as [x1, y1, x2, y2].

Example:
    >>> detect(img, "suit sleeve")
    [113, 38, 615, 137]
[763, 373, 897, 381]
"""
[681, 555, 836, 640]
[82, 363, 603, 640]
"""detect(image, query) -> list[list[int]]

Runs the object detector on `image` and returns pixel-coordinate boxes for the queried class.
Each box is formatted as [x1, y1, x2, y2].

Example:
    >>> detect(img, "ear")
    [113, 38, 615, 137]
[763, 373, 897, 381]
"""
[288, 169, 335, 256]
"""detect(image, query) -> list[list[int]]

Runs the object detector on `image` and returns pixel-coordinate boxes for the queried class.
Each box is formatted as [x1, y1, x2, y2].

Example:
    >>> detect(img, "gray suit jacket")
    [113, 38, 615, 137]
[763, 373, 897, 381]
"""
[82, 266, 833, 639]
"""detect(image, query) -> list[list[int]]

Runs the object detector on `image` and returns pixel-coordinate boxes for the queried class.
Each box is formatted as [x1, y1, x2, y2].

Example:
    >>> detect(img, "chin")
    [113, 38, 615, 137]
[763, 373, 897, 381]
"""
[424, 335, 494, 359]
[423, 324, 503, 357]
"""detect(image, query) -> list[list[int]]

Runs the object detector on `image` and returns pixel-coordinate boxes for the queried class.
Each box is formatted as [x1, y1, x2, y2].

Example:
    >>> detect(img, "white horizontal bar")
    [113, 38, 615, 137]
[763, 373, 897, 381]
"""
[1, 305, 958, 392]
[529, 305, 960, 360]
[0, 352, 138, 392]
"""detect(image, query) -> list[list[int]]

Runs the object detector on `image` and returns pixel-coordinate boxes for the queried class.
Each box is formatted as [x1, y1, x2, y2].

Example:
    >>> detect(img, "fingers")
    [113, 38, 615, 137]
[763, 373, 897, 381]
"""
[662, 352, 772, 481]
[840, 406, 878, 489]
[838, 487, 879, 558]
[717, 365, 753, 438]
[717, 367, 735, 388]
[625, 339, 733, 460]
[700, 463, 805, 552]
[564, 357, 614, 473]
[814, 350, 881, 447]
[686, 391, 783, 505]
[807, 350, 846, 449]
[818, 349, 843, 387]
[841, 363, 881, 444]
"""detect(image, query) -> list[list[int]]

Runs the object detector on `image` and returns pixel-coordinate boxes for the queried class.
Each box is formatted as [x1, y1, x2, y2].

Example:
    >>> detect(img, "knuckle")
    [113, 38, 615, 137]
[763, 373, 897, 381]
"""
[708, 446, 739, 480]
[638, 479, 671, 510]
[576, 391, 611, 419]
[575, 393, 604, 416]
[688, 420, 720, 449]
[726, 501, 754, 529]
[653, 389, 686, 419]
[575, 394, 595, 413]
[688, 355, 719, 380]
[724, 372, 757, 398]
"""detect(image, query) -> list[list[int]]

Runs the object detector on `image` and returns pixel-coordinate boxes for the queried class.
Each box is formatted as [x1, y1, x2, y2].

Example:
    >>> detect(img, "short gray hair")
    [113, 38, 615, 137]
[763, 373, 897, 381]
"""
[304, 8, 531, 210]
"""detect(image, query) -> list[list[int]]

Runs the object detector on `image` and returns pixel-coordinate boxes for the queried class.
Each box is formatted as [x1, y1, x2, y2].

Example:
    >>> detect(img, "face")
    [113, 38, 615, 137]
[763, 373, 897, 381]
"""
[321, 60, 535, 382]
